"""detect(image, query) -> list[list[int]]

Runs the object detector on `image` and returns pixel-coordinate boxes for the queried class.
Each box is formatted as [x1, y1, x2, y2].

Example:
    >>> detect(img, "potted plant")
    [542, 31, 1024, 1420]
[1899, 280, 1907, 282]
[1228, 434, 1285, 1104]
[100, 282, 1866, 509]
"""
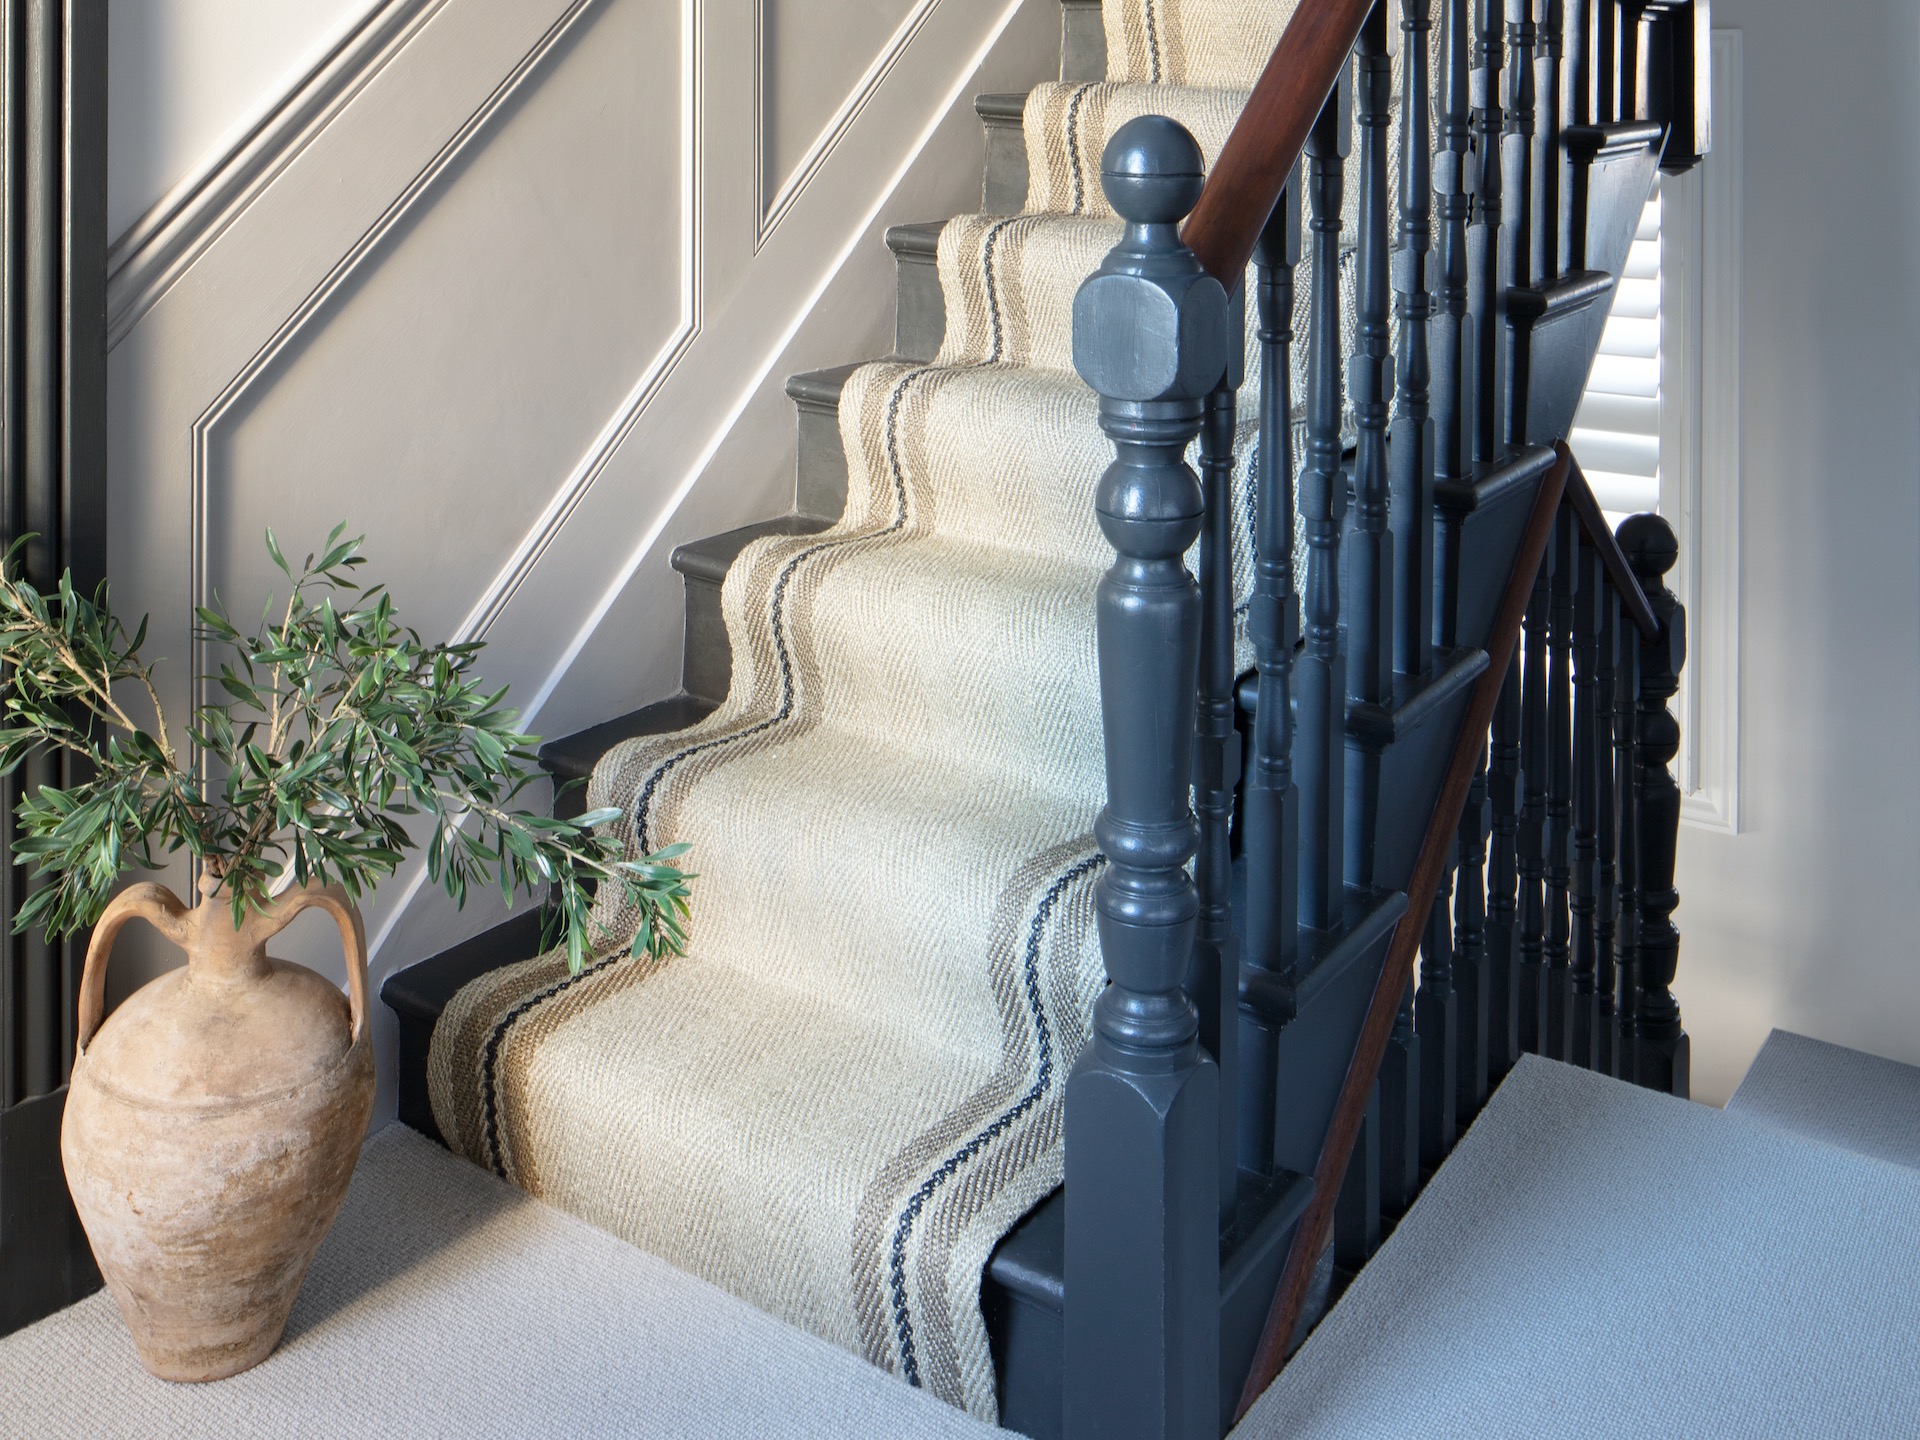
[0, 526, 690, 1381]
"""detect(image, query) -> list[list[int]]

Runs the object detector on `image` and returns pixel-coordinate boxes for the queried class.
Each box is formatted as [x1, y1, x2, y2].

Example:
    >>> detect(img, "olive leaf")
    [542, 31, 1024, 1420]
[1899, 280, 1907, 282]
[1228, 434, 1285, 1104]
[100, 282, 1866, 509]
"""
[0, 530, 691, 973]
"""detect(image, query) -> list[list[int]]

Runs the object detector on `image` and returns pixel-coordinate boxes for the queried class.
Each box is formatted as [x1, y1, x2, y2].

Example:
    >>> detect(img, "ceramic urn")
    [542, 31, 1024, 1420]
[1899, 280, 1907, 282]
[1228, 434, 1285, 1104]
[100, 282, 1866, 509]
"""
[61, 877, 375, 1382]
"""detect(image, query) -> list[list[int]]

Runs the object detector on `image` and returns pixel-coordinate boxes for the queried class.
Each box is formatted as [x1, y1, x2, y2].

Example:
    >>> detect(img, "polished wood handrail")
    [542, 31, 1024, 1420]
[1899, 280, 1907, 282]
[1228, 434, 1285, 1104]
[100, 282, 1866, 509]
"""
[1182, 0, 1376, 285]
[1235, 442, 1574, 1422]
[1563, 460, 1660, 637]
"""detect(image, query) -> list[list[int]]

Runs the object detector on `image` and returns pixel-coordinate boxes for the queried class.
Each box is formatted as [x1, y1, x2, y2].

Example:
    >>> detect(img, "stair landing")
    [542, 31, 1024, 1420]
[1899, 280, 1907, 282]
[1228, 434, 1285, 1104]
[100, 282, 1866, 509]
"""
[1237, 1056, 1920, 1438]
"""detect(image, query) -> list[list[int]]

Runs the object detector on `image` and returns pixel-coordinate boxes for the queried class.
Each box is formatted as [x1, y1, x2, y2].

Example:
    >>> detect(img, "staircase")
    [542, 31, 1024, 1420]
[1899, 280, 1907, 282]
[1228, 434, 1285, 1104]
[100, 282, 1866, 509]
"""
[384, 2, 1716, 1438]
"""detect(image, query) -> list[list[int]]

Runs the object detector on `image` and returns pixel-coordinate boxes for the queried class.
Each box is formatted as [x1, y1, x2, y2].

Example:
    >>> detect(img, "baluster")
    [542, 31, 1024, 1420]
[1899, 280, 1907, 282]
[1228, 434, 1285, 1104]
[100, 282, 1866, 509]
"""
[1299, 71, 1351, 931]
[1569, 539, 1603, 1066]
[1485, 652, 1523, 1077]
[1433, 0, 1472, 494]
[1393, 0, 1435, 676]
[1502, 0, 1537, 445]
[1454, 744, 1492, 1116]
[1335, 1086, 1384, 1273]
[1612, 578, 1641, 1081]
[1418, 862, 1459, 1168]
[1620, 0, 1652, 121]
[1516, 527, 1552, 1053]
[1468, 0, 1506, 462]
[1198, 361, 1242, 1220]
[1596, 0, 1619, 124]
[1558, 0, 1588, 275]
[1623, 515, 1688, 1097]
[1535, 0, 1563, 285]
[1065, 116, 1225, 1440]
[1238, 180, 1302, 1179]
[1347, 4, 1394, 889]
[1594, 586, 1620, 1076]
[1379, 984, 1421, 1216]
[1544, 508, 1576, 1060]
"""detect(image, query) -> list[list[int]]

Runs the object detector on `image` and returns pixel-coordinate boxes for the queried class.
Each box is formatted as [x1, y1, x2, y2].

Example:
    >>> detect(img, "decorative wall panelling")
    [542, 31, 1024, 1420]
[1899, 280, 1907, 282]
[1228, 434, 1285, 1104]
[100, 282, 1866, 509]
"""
[105, 0, 1060, 1119]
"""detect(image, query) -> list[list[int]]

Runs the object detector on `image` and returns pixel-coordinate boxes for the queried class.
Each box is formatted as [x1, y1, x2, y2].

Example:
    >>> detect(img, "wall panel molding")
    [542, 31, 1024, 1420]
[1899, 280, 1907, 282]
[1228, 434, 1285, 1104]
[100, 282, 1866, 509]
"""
[106, 0, 444, 347]
[107, 0, 1059, 1119]
[753, 0, 939, 249]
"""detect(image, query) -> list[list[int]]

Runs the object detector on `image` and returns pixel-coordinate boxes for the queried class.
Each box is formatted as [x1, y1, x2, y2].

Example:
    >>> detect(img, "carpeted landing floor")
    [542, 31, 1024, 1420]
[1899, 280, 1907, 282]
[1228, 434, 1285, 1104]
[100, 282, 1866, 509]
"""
[1241, 1054, 1920, 1439]
[7, 1050, 1918, 1437]
[0, 1124, 1003, 1440]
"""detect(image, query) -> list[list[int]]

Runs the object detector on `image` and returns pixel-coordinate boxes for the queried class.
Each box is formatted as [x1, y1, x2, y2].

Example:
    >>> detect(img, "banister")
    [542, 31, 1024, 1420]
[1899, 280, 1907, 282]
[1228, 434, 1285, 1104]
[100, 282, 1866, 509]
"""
[1181, 0, 1376, 285]
[1235, 442, 1575, 1422]
[1562, 460, 1659, 637]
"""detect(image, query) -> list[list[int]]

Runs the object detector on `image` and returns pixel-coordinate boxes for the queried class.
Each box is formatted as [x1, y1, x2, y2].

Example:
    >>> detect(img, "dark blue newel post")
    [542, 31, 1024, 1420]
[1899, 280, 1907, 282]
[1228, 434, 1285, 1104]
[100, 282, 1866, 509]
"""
[1621, 514, 1688, 1098]
[1065, 116, 1227, 1440]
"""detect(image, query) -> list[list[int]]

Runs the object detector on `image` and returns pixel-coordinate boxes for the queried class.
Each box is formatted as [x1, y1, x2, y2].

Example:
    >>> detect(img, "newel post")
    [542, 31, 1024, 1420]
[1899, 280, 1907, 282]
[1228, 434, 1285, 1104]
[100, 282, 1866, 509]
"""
[1065, 116, 1228, 1440]
[1620, 514, 1689, 1097]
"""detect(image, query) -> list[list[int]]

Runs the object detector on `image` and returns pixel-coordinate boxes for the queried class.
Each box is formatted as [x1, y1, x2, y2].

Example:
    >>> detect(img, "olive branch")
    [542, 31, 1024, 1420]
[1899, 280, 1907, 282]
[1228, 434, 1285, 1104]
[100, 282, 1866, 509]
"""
[0, 526, 690, 975]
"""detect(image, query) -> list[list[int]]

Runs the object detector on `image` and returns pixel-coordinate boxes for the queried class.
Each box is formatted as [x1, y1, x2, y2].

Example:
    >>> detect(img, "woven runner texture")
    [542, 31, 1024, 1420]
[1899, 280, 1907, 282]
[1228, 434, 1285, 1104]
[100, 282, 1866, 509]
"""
[429, 0, 1426, 1422]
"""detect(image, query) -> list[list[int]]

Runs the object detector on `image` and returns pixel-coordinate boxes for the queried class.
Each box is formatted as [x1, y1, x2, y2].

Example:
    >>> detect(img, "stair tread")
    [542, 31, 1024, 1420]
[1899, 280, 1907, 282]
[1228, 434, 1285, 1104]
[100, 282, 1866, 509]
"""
[671, 515, 834, 586]
[540, 693, 719, 785]
[1726, 1030, 1920, 1175]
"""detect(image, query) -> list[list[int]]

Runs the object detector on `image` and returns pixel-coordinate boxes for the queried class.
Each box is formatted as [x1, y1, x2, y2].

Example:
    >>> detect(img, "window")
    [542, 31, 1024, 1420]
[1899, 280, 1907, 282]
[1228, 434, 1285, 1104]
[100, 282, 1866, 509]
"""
[1569, 31, 1742, 834]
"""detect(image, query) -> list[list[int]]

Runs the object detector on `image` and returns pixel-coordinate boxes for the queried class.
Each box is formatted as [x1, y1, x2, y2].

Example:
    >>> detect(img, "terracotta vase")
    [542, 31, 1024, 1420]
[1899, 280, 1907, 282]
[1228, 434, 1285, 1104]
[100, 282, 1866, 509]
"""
[61, 876, 376, 1382]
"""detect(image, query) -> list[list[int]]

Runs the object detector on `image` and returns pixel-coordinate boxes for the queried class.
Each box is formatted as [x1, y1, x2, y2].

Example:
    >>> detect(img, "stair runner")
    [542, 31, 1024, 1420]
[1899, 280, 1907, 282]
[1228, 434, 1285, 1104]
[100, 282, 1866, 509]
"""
[429, 0, 1421, 1421]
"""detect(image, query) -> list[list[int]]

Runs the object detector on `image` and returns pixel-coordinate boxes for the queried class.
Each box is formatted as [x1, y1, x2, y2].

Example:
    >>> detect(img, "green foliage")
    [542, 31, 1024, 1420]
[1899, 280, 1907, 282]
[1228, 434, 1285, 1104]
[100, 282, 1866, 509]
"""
[0, 528, 691, 974]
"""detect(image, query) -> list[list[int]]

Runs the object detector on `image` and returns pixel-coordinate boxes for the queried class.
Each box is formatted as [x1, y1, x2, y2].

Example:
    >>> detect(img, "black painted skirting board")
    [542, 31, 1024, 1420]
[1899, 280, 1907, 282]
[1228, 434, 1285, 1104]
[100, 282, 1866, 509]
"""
[0, 1090, 101, 1335]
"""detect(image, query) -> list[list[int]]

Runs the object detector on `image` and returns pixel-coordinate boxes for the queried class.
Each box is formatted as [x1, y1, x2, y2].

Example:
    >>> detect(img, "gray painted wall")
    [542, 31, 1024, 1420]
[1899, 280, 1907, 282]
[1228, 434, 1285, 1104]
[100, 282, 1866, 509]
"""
[102, 0, 1061, 1124]
[1675, 0, 1920, 1103]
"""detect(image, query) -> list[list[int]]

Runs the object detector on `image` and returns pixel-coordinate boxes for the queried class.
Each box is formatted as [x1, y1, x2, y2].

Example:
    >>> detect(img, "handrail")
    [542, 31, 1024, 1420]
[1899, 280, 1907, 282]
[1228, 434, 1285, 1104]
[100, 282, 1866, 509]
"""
[1234, 442, 1576, 1422]
[1563, 460, 1660, 637]
[1181, 0, 1376, 285]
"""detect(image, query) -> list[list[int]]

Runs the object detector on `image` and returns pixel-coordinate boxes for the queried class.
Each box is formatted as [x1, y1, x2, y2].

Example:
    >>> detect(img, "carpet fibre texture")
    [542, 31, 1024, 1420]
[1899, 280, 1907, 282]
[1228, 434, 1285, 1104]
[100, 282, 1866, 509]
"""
[1237, 1056, 1920, 1439]
[0, 1125, 1006, 1440]
[1727, 1029, 1920, 1174]
[426, 0, 1365, 1423]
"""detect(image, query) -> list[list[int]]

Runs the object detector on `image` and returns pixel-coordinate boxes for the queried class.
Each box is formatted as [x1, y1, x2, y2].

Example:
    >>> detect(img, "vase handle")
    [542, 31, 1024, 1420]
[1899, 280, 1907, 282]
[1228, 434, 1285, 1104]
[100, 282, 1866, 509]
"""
[268, 885, 373, 1047]
[75, 883, 193, 1057]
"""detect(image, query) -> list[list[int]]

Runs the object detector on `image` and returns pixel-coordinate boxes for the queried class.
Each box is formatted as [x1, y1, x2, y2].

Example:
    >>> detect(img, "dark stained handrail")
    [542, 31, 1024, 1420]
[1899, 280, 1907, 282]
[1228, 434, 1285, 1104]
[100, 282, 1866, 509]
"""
[1235, 442, 1572, 1419]
[1181, 0, 1376, 284]
[1563, 460, 1659, 637]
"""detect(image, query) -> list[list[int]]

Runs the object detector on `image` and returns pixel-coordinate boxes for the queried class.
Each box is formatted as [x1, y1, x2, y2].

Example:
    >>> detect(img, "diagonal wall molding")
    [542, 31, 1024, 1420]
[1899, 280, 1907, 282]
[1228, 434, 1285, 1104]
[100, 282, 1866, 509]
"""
[106, 0, 445, 348]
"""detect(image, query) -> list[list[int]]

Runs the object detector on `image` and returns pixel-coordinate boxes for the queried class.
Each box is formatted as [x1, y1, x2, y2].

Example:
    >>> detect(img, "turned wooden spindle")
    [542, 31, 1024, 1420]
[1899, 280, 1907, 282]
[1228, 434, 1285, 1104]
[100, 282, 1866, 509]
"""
[1485, 652, 1524, 1076]
[1594, 584, 1621, 1076]
[1454, 744, 1493, 1116]
[1468, 0, 1507, 462]
[1347, 5, 1395, 892]
[1622, 513, 1689, 1098]
[1569, 539, 1604, 1067]
[1432, 0, 1473, 490]
[1392, 0, 1436, 675]
[1502, 0, 1538, 445]
[1612, 568, 1642, 1079]
[1238, 180, 1302, 1179]
[1418, 861, 1460, 1169]
[1197, 369, 1243, 1220]
[1535, 0, 1564, 284]
[1544, 507, 1576, 1061]
[1516, 524, 1553, 1054]
[1298, 73, 1352, 931]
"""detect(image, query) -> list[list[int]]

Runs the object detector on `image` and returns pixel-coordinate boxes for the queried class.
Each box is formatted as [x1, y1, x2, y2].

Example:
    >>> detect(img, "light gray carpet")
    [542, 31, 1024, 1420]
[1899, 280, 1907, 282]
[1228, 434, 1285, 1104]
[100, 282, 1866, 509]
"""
[1235, 1056, 1920, 1439]
[0, 1124, 1007, 1439]
[1727, 1028, 1920, 1173]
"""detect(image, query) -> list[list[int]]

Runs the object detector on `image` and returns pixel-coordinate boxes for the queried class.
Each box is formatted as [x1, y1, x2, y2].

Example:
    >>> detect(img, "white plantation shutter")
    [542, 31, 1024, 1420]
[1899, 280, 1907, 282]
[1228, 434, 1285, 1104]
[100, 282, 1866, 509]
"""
[1571, 183, 1663, 525]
